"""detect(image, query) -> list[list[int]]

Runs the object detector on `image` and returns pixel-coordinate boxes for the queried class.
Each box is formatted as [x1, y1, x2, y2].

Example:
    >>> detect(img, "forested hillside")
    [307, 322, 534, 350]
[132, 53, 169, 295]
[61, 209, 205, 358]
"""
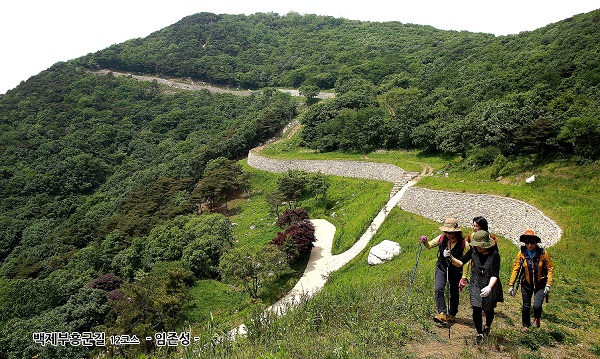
[1, 9, 599, 358]
[78, 11, 600, 162]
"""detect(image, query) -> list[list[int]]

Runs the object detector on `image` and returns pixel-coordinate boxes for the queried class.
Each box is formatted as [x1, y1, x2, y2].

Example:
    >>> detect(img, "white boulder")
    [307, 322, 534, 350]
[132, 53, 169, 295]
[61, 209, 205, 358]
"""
[368, 240, 401, 265]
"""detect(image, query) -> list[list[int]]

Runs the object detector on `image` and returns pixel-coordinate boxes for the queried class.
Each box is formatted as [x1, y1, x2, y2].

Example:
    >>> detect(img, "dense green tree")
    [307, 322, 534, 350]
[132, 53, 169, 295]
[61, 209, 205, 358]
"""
[558, 115, 600, 160]
[193, 157, 248, 213]
[219, 245, 290, 299]
[104, 261, 193, 354]
[299, 84, 320, 104]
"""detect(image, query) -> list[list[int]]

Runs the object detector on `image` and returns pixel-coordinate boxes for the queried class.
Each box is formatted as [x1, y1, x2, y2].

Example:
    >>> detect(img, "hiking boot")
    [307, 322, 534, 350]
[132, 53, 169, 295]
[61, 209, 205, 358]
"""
[533, 318, 540, 328]
[474, 334, 484, 345]
[521, 326, 529, 334]
[483, 326, 490, 336]
[447, 314, 456, 323]
[433, 312, 448, 324]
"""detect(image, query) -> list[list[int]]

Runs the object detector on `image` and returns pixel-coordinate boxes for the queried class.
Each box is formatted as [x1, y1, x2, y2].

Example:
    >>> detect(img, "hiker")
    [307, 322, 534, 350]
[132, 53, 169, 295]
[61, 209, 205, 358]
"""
[419, 218, 470, 325]
[466, 216, 498, 248]
[446, 230, 503, 345]
[507, 229, 555, 333]
[462, 216, 499, 291]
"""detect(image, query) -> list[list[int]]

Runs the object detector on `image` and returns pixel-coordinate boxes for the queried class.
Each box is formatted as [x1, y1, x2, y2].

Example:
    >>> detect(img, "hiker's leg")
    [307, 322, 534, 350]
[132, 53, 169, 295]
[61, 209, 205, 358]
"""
[521, 286, 533, 327]
[448, 271, 461, 316]
[484, 308, 495, 329]
[472, 306, 484, 335]
[533, 288, 545, 320]
[434, 267, 447, 314]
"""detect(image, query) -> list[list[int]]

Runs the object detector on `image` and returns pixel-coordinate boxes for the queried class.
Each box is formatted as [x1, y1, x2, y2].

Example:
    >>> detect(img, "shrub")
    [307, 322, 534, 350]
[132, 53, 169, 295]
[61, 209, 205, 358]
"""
[87, 273, 122, 291]
[465, 146, 501, 168]
[276, 208, 310, 228]
[271, 220, 316, 262]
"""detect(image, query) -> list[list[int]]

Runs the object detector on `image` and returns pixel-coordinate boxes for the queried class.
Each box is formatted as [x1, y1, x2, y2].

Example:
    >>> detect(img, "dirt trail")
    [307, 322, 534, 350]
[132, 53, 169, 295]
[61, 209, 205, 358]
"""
[93, 69, 334, 99]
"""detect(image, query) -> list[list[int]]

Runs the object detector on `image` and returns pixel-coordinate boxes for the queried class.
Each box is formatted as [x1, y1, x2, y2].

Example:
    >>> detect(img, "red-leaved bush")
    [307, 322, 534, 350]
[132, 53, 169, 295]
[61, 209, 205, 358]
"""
[87, 273, 123, 292]
[276, 208, 310, 228]
[271, 220, 316, 262]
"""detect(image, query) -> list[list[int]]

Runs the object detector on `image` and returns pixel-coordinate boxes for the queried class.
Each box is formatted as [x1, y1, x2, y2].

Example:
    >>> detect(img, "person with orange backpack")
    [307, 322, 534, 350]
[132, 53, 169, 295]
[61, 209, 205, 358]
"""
[507, 229, 555, 333]
[420, 218, 470, 325]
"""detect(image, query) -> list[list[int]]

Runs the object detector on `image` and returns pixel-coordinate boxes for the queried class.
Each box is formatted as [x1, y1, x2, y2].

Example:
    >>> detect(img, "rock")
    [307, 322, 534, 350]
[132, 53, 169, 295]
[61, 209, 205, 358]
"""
[368, 240, 401, 265]
[526, 175, 535, 183]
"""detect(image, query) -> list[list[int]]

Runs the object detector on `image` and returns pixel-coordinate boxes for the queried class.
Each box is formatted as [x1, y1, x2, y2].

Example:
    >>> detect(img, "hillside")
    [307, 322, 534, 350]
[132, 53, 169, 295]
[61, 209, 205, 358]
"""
[0, 9, 599, 358]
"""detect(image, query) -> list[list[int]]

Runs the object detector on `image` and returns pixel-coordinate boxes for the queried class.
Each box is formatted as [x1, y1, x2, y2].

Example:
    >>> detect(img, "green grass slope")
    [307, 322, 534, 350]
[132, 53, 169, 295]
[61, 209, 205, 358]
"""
[180, 134, 600, 358]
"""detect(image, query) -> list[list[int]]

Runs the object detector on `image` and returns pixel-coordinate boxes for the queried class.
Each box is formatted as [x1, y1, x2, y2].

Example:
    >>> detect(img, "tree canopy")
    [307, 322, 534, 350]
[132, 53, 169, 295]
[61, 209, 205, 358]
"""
[1, 8, 599, 357]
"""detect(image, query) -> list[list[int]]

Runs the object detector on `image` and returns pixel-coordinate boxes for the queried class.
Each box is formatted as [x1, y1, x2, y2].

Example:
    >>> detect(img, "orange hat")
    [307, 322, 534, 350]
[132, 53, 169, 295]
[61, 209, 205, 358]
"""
[519, 229, 541, 243]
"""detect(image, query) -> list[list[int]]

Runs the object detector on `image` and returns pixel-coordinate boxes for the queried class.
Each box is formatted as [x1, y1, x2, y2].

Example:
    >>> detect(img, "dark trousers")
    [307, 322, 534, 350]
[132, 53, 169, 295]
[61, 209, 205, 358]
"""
[435, 266, 461, 315]
[472, 306, 495, 334]
[521, 285, 545, 327]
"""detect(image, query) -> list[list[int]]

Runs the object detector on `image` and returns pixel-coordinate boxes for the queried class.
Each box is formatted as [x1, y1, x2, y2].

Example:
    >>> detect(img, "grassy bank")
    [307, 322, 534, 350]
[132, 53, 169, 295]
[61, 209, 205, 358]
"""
[177, 134, 600, 358]
[180, 159, 393, 342]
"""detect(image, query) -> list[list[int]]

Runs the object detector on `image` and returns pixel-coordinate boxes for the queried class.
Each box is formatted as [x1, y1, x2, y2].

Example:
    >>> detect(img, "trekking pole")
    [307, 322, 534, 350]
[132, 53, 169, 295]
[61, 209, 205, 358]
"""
[446, 243, 451, 339]
[405, 242, 424, 308]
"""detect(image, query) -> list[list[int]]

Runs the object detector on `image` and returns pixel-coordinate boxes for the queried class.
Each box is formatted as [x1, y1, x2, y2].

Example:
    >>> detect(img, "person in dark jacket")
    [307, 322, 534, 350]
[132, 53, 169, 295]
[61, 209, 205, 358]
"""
[420, 218, 470, 325]
[507, 229, 554, 333]
[446, 230, 504, 345]
[462, 216, 499, 291]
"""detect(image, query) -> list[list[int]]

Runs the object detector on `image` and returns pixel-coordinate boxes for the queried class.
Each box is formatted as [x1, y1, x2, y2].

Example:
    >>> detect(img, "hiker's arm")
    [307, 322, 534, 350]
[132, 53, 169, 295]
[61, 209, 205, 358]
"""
[508, 252, 522, 286]
[422, 234, 442, 249]
[488, 251, 501, 288]
[545, 252, 555, 286]
[448, 248, 471, 267]
[461, 242, 471, 279]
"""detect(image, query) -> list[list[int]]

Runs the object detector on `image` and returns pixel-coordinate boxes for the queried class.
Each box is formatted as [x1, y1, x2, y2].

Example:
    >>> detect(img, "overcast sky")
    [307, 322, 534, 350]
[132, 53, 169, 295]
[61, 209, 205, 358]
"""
[1, 0, 599, 94]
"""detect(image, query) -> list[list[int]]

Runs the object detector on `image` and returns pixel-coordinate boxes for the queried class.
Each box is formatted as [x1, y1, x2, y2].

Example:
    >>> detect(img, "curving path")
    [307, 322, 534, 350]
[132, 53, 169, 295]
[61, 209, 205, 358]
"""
[231, 165, 426, 337]
[93, 70, 562, 336]
[248, 151, 562, 247]
[237, 148, 563, 328]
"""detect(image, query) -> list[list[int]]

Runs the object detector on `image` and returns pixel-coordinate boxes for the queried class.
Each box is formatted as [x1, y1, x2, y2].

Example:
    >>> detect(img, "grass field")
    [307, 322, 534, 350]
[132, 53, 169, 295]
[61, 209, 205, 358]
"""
[177, 131, 600, 358]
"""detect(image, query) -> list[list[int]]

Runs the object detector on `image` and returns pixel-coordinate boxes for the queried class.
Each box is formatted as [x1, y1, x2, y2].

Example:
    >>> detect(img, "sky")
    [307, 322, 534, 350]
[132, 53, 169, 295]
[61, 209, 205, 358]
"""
[1, 0, 599, 94]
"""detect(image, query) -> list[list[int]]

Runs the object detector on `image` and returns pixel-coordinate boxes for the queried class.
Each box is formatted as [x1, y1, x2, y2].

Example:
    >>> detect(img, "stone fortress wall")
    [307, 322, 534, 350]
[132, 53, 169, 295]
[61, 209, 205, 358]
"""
[247, 152, 562, 247]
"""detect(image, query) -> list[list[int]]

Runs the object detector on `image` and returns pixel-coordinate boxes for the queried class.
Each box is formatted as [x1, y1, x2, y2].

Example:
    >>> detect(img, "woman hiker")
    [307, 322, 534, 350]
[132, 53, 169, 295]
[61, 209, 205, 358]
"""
[419, 218, 470, 325]
[507, 229, 555, 333]
[462, 216, 499, 291]
[446, 230, 504, 345]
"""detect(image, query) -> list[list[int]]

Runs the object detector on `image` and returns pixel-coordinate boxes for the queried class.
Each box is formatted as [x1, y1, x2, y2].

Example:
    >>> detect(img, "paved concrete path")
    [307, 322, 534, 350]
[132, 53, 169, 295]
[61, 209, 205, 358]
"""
[267, 174, 422, 314]
[231, 169, 424, 336]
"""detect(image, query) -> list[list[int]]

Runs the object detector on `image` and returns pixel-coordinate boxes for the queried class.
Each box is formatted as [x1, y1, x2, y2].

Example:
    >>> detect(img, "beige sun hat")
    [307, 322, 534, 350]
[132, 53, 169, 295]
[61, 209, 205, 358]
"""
[439, 218, 462, 232]
[470, 230, 494, 248]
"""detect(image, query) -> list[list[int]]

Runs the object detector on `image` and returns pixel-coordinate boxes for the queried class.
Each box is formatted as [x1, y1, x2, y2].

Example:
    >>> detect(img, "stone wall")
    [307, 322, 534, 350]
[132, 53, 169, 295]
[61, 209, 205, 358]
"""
[247, 152, 562, 247]
[397, 187, 561, 247]
[247, 152, 406, 183]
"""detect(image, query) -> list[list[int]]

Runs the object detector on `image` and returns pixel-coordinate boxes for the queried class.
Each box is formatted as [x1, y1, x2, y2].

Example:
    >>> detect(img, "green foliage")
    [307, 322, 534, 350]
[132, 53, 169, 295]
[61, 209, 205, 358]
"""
[465, 146, 501, 168]
[219, 245, 291, 299]
[275, 170, 331, 209]
[193, 157, 248, 213]
[104, 261, 194, 355]
[558, 115, 600, 161]
[298, 84, 320, 104]
[114, 214, 234, 280]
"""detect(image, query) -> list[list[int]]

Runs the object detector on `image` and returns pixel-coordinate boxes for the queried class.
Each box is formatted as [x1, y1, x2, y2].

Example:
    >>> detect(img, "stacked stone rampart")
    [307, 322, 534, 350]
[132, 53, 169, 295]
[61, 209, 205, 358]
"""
[247, 152, 406, 183]
[247, 152, 562, 247]
[397, 187, 561, 247]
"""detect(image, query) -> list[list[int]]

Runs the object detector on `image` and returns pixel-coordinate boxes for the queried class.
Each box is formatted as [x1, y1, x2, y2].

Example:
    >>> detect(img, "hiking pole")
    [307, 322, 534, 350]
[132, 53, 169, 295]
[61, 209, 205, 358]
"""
[446, 243, 451, 339]
[405, 242, 424, 308]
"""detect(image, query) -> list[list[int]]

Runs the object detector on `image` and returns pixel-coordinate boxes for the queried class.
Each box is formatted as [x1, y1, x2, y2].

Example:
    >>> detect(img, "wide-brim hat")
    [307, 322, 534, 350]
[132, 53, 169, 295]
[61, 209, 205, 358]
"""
[520, 229, 541, 243]
[470, 230, 494, 248]
[439, 218, 462, 232]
